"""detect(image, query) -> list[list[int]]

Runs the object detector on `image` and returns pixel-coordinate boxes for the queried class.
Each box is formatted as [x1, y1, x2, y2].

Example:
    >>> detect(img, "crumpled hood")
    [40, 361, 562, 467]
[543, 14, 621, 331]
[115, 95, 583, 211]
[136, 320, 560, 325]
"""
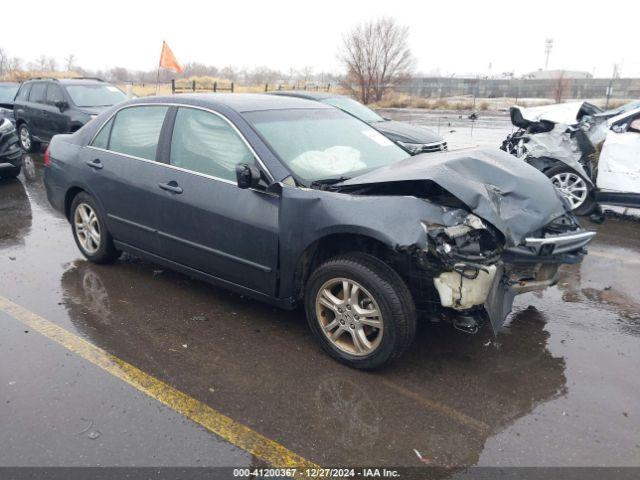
[337, 148, 570, 246]
[373, 120, 444, 144]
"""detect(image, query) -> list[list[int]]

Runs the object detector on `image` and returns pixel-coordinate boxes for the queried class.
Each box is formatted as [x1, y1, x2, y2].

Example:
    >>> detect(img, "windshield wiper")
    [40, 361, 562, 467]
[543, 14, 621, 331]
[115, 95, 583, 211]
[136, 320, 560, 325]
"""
[310, 176, 351, 190]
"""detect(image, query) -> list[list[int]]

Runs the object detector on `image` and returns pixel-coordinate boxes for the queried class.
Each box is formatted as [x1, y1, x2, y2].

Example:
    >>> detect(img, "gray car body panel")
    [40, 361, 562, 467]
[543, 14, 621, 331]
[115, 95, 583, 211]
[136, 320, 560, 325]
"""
[338, 148, 570, 247]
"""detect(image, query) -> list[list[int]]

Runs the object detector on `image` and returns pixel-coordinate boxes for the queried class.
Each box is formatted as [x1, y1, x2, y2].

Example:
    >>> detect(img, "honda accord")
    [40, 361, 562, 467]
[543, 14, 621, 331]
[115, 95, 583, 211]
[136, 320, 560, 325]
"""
[44, 94, 595, 369]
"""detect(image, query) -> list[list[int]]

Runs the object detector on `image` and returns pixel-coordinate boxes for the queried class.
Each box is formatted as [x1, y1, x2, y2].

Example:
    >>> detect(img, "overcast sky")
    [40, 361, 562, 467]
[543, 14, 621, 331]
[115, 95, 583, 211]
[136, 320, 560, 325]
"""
[2, 0, 639, 78]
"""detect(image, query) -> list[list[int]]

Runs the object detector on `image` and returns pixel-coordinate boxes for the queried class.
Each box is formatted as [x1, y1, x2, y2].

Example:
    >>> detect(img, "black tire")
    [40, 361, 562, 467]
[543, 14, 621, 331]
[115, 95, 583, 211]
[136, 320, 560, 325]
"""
[545, 164, 596, 216]
[304, 252, 417, 370]
[0, 165, 21, 179]
[17, 123, 39, 153]
[70, 192, 119, 264]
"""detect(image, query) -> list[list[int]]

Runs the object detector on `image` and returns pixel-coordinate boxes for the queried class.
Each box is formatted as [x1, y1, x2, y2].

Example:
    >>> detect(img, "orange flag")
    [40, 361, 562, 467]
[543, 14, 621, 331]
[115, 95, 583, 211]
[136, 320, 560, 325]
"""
[159, 41, 183, 73]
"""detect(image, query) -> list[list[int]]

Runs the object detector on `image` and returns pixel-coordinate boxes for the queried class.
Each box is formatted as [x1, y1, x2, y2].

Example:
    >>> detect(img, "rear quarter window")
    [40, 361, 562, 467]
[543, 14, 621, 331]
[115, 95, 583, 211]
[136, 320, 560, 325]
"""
[108, 106, 168, 161]
[91, 117, 114, 149]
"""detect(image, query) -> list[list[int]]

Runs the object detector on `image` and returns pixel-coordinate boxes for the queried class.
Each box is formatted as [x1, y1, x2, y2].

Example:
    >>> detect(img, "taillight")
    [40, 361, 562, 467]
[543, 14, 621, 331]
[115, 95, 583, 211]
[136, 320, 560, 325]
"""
[44, 147, 51, 167]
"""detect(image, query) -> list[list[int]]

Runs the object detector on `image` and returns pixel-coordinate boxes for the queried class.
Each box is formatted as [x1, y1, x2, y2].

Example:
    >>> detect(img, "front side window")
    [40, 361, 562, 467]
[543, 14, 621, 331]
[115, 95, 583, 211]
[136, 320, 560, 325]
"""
[28, 83, 47, 104]
[108, 106, 168, 161]
[244, 108, 407, 184]
[65, 84, 127, 108]
[170, 107, 254, 181]
[46, 85, 64, 105]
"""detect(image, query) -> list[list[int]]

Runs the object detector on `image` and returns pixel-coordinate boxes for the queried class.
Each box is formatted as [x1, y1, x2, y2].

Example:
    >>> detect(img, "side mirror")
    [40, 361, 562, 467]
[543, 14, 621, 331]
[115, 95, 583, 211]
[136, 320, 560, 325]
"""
[235, 163, 261, 189]
[55, 100, 68, 111]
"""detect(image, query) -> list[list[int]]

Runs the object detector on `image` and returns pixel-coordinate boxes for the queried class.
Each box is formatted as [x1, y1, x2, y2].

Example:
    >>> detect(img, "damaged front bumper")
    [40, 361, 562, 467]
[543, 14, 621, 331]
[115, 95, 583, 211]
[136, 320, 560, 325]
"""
[432, 229, 596, 334]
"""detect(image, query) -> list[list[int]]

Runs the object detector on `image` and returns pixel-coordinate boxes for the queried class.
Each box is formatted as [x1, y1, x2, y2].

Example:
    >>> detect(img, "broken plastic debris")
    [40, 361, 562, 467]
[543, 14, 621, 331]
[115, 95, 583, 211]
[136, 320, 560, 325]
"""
[413, 449, 431, 464]
[182, 344, 188, 348]
[87, 430, 101, 440]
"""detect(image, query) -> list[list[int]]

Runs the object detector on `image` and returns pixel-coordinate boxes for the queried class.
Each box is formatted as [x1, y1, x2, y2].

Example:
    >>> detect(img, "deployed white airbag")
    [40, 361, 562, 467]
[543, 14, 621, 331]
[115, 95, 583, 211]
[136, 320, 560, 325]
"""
[290, 146, 366, 180]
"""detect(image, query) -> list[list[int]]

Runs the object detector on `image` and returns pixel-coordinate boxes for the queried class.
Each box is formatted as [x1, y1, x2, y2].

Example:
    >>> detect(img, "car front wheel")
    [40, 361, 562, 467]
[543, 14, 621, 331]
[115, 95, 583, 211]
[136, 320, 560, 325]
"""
[18, 124, 39, 153]
[545, 164, 595, 215]
[305, 252, 416, 369]
[70, 192, 119, 264]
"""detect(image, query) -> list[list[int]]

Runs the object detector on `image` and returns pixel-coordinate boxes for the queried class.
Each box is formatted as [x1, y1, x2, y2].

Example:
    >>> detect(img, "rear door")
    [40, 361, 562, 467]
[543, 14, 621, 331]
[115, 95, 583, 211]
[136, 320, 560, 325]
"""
[598, 115, 640, 195]
[155, 106, 279, 295]
[83, 105, 170, 254]
[25, 82, 47, 138]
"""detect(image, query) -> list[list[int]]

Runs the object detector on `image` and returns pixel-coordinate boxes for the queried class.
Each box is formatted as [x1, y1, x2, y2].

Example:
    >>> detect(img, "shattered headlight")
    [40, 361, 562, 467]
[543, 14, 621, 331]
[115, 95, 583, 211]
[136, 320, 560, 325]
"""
[422, 213, 502, 265]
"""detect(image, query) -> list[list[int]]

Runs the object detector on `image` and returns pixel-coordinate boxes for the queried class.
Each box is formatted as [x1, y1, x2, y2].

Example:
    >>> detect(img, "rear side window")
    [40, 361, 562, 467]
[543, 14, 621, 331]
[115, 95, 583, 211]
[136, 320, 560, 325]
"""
[108, 106, 168, 161]
[28, 83, 47, 104]
[46, 85, 64, 105]
[91, 117, 114, 149]
[15, 84, 32, 101]
[170, 107, 254, 181]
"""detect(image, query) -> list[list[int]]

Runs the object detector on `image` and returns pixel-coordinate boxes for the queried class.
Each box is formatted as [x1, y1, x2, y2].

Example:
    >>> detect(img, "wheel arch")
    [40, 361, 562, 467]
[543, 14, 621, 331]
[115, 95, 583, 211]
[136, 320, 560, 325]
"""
[289, 231, 399, 303]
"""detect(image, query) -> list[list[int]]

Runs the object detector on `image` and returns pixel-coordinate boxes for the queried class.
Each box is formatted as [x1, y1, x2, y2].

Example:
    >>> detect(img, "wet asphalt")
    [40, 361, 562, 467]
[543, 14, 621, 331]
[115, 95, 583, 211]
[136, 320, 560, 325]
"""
[1, 132, 640, 469]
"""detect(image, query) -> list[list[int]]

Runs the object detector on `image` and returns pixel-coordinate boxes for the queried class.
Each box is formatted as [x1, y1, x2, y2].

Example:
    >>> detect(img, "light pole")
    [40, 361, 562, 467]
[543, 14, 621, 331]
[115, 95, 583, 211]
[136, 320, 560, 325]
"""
[605, 64, 620, 109]
[544, 39, 554, 70]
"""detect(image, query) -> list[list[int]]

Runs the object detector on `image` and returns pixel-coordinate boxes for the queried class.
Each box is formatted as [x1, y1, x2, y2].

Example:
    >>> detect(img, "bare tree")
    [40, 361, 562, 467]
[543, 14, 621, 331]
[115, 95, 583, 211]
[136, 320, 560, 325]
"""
[46, 56, 57, 72]
[552, 70, 571, 103]
[64, 54, 76, 71]
[339, 17, 413, 104]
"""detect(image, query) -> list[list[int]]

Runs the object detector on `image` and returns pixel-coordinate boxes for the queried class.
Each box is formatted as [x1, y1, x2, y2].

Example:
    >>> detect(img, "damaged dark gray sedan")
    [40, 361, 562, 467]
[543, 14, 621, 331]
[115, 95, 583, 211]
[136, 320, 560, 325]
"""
[44, 94, 595, 369]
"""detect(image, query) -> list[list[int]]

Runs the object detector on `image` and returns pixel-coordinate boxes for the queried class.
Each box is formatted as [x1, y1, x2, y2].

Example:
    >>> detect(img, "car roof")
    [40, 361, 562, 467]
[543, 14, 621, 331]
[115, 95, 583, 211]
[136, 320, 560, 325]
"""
[129, 93, 333, 113]
[269, 90, 344, 101]
[23, 78, 106, 85]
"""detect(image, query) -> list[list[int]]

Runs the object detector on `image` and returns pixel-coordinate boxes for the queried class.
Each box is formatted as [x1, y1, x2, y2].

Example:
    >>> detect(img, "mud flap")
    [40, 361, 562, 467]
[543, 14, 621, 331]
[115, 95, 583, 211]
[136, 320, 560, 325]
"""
[483, 265, 517, 334]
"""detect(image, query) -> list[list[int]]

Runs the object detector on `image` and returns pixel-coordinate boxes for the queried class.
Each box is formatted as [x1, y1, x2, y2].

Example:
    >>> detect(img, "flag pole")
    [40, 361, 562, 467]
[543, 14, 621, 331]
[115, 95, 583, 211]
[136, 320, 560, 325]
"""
[155, 41, 163, 95]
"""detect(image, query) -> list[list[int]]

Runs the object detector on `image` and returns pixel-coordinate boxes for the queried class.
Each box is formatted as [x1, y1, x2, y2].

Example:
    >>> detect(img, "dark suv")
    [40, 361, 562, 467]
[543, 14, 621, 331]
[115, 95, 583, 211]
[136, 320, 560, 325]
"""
[13, 78, 128, 152]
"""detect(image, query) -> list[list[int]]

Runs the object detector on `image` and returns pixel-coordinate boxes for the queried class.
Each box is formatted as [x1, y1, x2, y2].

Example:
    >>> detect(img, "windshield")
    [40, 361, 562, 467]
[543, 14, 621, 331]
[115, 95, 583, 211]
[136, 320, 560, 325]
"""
[322, 97, 385, 123]
[65, 84, 127, 107]
[0, 84, 18, 103]
[244, 108, 407, 184]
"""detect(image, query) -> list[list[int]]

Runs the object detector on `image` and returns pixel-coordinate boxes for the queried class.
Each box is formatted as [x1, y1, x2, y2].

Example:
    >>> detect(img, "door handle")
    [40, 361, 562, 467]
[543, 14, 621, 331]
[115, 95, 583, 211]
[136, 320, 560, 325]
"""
[86, 159, 103, 170]
[158, 181, 183, 194]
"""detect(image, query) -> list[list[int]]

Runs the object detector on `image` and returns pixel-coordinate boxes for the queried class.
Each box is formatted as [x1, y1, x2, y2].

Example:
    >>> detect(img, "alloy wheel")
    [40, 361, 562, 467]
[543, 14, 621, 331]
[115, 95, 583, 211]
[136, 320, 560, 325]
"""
[19, 126, 31, 151]
[74, 203, 101, 254]
[315, 278, 383, 356]
[550, 172, 588, 210]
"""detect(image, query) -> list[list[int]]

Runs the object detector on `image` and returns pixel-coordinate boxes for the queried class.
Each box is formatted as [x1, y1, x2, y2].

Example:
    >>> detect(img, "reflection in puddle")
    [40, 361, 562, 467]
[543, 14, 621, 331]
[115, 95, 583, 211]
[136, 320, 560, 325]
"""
[59, 259, 567, 467]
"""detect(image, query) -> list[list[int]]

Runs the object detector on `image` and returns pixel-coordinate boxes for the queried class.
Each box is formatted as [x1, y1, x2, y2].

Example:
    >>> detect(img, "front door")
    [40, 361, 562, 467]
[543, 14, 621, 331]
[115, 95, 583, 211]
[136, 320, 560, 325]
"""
[83, 105, 171, 254]
[42, 84, 70, 140]
[155, 106, 279, 296]
[598, 117, 640, 196]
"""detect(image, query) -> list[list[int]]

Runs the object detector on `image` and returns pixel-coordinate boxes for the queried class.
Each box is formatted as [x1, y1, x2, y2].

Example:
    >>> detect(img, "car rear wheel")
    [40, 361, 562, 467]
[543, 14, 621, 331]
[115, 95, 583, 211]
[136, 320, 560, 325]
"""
[0, 165, 21, 179]
[305, 252, 416, 369]
[70, 192, 119, 264]
[18, 124, 39, 153]
[545, 164, 595, 215]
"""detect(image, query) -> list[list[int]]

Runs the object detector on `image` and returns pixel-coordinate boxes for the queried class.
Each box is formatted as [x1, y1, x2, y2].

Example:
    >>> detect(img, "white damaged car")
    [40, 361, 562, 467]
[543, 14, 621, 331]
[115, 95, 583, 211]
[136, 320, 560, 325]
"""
[501, 101, 640, 214]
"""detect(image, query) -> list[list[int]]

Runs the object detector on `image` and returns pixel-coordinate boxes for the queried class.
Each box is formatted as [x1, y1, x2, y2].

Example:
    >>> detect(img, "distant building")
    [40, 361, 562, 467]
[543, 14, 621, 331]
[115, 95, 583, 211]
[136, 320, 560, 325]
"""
[524, 69, 593, 80]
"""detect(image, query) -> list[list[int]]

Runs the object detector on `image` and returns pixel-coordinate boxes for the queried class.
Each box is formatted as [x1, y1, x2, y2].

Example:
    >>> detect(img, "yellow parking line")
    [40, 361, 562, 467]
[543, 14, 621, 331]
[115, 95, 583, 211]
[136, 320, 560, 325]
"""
[0, 295, 317, 469]
[381, 379, 490, 434]
[589, 250, 640, 265]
